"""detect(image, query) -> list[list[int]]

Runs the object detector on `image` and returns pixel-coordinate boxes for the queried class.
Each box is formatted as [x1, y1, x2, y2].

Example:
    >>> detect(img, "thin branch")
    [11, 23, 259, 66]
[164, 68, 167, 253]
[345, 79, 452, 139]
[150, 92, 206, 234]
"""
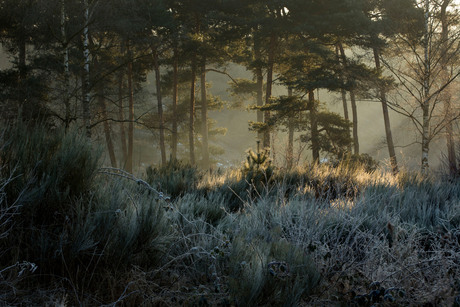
[205, 68, 239, 85]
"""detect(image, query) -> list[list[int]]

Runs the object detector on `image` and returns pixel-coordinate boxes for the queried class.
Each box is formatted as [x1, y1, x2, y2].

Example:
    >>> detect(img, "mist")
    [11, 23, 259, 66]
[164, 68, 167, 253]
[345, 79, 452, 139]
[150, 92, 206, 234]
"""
[119, 62, 450, 173]
[2, 1, 460, 306]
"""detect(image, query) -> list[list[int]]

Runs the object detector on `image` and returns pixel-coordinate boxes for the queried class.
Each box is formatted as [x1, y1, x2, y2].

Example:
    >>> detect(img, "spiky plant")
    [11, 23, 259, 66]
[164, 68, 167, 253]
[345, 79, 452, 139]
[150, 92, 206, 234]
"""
[242, 141, 273, 181]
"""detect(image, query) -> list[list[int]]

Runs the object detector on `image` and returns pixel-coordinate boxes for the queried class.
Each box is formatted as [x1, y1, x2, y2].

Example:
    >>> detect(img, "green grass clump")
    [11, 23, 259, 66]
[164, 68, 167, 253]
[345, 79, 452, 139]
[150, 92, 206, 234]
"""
[145, 159, 201, 199]
[0, 123, 100, 220]
[0, 123, 172, 305]
[226, 202, 321, 307]
[0, 123, 101, 272]
[228, 235, 319, 306]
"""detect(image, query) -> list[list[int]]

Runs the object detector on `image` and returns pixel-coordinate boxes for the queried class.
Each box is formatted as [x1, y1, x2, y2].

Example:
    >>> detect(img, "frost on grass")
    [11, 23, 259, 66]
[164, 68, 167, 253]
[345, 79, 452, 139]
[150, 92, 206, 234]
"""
[0, 124, 459, 305]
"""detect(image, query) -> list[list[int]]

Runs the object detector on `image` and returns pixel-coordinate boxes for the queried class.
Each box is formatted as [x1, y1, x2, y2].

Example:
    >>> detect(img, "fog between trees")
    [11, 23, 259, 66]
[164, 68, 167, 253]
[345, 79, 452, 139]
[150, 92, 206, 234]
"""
[1, 0, 460, 173]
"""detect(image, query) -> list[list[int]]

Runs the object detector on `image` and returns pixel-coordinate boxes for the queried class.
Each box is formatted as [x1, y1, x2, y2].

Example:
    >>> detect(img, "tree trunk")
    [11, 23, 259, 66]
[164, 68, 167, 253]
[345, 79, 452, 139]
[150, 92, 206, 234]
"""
[335, 45, 352, 154]
[421, 0, 430, 173]
[153, 47, 166, 165]
[61, 0, 71, 130]
[18, 34, 26, 82]
[82, 0, 91, 138]
[349, 94, 359, 154]
[17, 30, 27, 115]
[93, 50, 116, 167]
[440, 0, 457, 175]
[18, 39, 26, 82]
[338, 42, 359, 154]
[254, 35, 264, 142]
[126, 43, 134, 173]
[189, 53, 197, 165]
[444, 103, 456, 174]
[309, 90, 319, 163]
[373, 47, 398, 175]
[421, 102, 430, 173]
[98, 90, 117, 167]
[171, 46, 179, 161]
[118, 72, 128, 166]
[200, 57, 210, 169]
[264, 33, 277, 150]
[287, 88, 294, 169]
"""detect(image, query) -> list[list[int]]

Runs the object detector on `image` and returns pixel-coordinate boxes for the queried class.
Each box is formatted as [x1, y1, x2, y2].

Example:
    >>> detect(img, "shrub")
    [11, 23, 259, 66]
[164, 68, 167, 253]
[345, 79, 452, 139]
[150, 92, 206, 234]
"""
[337, 153, 379, 173]
[211, 147, 275, 212]
[0, 123, 100, 226]
[228, 233, 320, 306]
[242, 145, 273, 183]
[0, 123, 100, 270]
[145, 160, 201, 199]
[0, 164, 37, 304]
[0, 123, 172, 304]
[173, 193, 227, 226]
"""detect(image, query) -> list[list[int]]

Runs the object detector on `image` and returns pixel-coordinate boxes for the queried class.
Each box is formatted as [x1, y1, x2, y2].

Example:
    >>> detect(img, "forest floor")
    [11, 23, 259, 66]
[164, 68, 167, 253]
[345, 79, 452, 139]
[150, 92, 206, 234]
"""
[1, 125, 459, 306]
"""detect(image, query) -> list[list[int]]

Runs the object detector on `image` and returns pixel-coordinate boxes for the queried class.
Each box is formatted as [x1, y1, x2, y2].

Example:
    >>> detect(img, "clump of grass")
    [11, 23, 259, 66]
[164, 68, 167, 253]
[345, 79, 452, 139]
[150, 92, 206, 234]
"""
[0, 122, 100, 226]
[0, 123, 101, 276]
[0, 167, 38, 304]
[145, 159, 201, 199]
[0, 123, 174, 305]
[228, 231, 320, 306]
[56, 178, 172, 304]
[172, 193, 227, 226]
[207, 145, 275, 212]
[339, 153, 379, 173]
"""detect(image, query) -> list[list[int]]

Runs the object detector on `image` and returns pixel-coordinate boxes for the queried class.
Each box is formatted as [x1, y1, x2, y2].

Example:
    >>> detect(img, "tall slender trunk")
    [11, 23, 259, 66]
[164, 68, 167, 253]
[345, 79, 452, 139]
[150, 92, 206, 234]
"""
[98, 90, 117, 167]
[440, 0, 457, 175]
[171, 46, 179, 161]
[309, 90, 319, 163]
[18, 34, 26, 82]
[421, 102, 430, 173]
[118, 72, 127, 166]
[61, 0, 71, 130]
[287, 88, 294, 169]
[349, 91, 359, 154]
[189, 53, 197, 165]
[82, 0, 91, 138]
[373, 47, 398, 175]
[254, 35, 264, 142]
[336, 45, 351, 153]
[93, 51, 116, 167]
[17, 31, 27, 116]
[444, 102, 456, 174]
[152, 47, 166, 165]
[200, 57, 209, 169]
[126, 42, 135, 173]
[338, 42, 359, 154]
[421, 0, 430, 173]
[264, 33, 276, 149]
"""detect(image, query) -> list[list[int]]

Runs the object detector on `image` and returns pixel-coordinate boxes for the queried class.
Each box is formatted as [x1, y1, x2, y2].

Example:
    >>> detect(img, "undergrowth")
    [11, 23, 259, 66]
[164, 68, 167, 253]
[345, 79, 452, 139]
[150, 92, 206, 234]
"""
[1, 122, 459, 306]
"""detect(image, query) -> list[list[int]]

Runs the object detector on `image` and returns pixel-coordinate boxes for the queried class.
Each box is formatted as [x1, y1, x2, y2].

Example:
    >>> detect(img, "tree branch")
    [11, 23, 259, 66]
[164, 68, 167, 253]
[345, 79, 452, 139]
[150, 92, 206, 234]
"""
[205, 68, 239, 85]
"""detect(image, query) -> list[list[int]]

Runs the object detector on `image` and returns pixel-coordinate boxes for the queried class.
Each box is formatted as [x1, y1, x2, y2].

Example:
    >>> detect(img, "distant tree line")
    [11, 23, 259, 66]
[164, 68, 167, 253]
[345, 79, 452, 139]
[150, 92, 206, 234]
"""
[1, 0, 459, 173]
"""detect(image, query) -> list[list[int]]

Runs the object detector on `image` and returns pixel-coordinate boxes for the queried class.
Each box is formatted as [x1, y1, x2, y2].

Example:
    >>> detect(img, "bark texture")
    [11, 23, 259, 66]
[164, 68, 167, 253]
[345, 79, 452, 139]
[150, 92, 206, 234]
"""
[338, 42, 359, 154]
[373, 47, 398, 175]
[153, 47, 166, 165]
[189, 54, 197, 165]
[171, 47, 179, 161]
[309, 90, 319, 163]
[200, 58, 209, 169]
